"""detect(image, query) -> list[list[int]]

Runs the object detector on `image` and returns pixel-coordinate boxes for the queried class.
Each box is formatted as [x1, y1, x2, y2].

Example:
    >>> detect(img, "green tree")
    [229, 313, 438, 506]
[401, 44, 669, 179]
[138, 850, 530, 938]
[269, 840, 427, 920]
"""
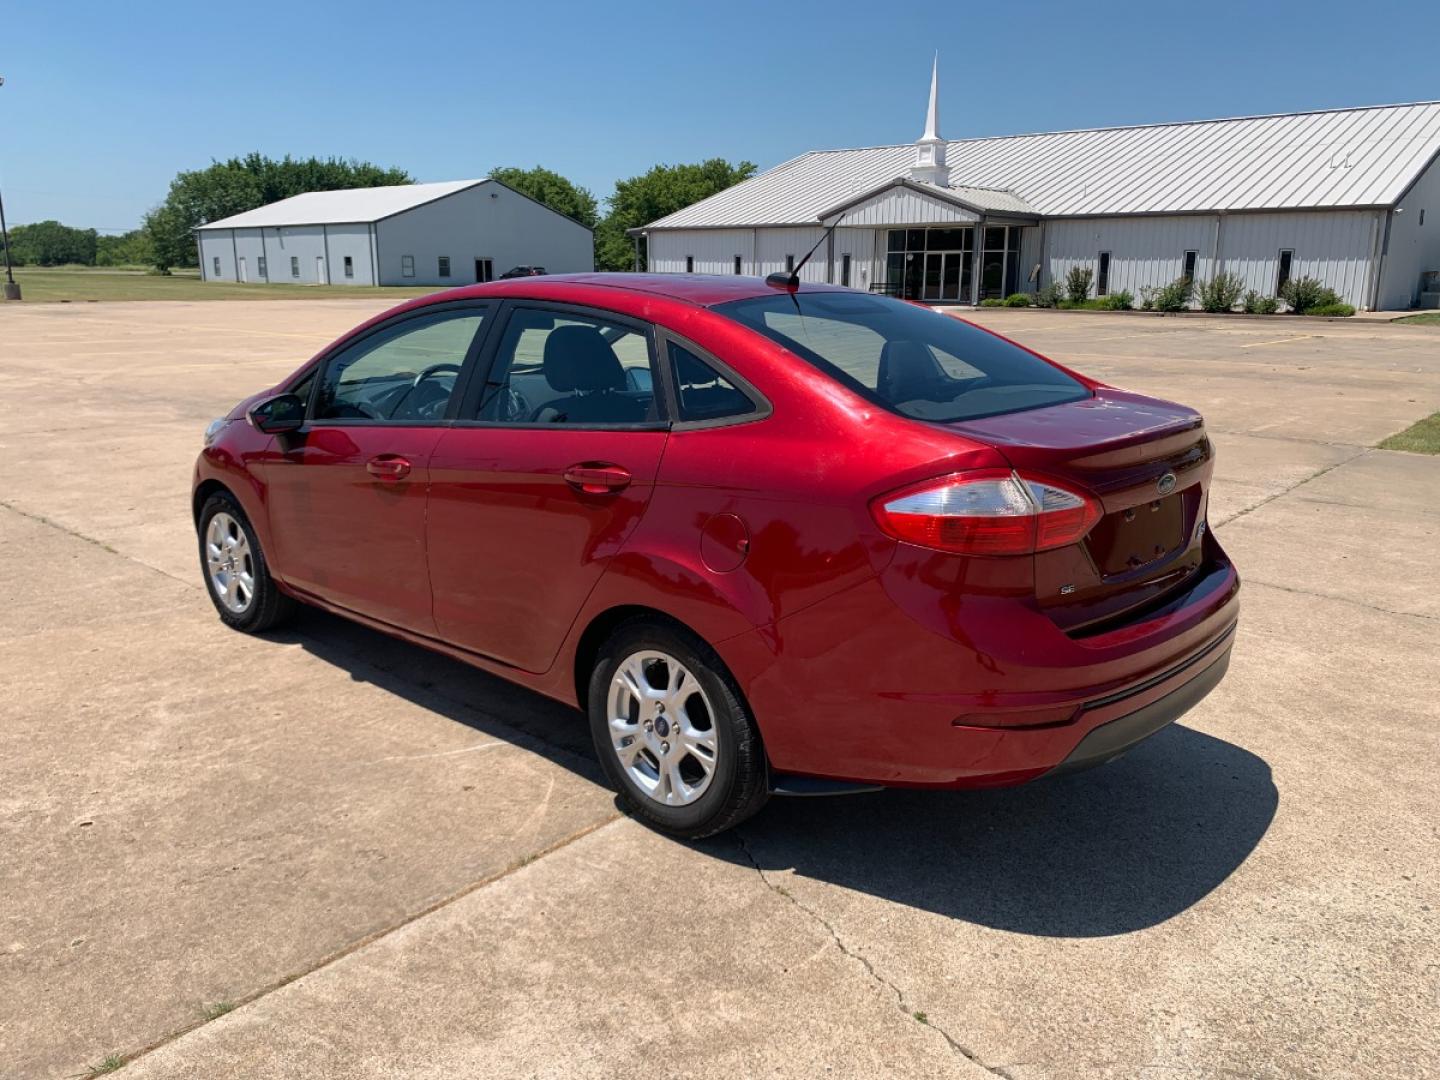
[95, 229, 155, 267]
[489, 166, 598, 229]
[2, 220, 99, 266]
[594, 158, 756, 271]
[143, 154, 412, 271]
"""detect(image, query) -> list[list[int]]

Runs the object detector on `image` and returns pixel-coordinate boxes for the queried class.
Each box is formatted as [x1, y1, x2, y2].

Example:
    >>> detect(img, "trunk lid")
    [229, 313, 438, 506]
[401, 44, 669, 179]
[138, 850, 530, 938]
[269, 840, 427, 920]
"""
[951, 388, 1213, 632]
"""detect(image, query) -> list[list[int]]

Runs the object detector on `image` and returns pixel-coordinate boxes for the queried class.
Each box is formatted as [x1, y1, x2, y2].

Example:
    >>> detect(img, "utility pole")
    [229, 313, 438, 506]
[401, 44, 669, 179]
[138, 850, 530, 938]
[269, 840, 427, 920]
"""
[0, 75, 18, 300]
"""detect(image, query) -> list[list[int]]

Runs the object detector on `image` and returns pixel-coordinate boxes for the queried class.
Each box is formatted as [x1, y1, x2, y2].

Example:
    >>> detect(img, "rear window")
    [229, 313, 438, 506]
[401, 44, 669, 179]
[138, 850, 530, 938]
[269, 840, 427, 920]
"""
[715, 292, 1088, 422]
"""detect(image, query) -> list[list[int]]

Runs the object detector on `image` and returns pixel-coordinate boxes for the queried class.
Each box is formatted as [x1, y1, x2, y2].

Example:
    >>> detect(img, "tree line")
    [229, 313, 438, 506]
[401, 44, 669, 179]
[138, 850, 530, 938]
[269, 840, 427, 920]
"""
[1, 154, 755, 274]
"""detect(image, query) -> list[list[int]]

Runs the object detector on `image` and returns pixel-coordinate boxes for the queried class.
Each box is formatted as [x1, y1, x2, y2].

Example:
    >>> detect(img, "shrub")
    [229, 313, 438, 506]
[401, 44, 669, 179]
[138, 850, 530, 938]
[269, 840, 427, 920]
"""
[1305, 302, 1356, 317]
[979, 297, 1005, 307]
[1153, 276, 1195, 312]
[1065, 266, 1094, 304]
[1196, 272, 1245, 313]
[1278, 276, 1340, 314]
[1138, 286, 1158, 311]
[1242, 290, 1278, 315]
[1097, 290, 1134, 311]
[1034, 281, 1064, 308]
[1003, 292, 1032, 307]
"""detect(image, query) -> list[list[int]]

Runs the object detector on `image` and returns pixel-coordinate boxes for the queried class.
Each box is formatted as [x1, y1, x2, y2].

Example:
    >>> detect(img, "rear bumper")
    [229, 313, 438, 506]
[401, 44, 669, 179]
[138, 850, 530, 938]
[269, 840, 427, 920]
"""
[719, 535, 1240, 788]
[1047, 622, 1234, 777]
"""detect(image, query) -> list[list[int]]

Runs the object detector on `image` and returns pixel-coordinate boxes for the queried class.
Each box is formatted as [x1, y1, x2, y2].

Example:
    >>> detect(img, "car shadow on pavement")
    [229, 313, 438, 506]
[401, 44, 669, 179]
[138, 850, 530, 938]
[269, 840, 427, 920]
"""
[711, 724, 1277, 937]
[278, 608, 1274, 938]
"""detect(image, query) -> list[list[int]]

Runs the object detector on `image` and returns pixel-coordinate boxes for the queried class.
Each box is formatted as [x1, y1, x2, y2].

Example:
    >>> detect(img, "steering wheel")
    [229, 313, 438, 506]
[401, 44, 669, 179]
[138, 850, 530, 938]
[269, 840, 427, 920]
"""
[386, 363, 464, 420]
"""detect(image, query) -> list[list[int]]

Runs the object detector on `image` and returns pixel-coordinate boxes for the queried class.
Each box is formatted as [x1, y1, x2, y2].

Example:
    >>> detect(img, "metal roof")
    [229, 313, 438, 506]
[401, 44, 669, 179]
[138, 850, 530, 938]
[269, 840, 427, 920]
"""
[195, 179, 487, 229]
[645, 102, 1440, 229]
[818, 178, 1039, 219]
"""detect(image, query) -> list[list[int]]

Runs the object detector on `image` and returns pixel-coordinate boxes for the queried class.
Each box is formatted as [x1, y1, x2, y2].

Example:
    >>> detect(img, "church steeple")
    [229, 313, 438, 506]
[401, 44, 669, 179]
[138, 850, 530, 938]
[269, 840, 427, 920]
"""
[910, 54, 949, 186]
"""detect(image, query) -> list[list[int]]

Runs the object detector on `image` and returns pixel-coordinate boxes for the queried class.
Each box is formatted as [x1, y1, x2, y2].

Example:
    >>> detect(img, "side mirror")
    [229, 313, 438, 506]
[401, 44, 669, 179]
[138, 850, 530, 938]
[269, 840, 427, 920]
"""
[248, 393, 306, 434]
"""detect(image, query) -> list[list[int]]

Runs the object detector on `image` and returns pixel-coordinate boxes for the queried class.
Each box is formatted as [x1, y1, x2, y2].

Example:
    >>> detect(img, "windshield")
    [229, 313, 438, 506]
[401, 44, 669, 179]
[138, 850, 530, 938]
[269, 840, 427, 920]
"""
[715, 292, 1089, 423]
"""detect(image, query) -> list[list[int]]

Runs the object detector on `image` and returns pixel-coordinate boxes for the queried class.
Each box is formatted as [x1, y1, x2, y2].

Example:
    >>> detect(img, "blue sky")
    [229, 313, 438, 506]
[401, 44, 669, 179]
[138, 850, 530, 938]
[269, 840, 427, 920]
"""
[3, 0, 1438, 231]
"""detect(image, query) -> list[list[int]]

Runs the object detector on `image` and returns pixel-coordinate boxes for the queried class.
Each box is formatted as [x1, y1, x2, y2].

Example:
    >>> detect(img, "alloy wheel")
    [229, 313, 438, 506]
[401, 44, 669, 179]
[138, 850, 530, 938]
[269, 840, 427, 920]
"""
[205, 511, 255, 615]
[608, 650, 719, 806]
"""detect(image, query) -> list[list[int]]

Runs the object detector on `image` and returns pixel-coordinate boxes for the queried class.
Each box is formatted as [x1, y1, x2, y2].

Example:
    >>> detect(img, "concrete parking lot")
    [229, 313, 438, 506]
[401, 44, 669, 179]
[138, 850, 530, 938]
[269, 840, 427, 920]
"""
[2, 300, 1437, 1079]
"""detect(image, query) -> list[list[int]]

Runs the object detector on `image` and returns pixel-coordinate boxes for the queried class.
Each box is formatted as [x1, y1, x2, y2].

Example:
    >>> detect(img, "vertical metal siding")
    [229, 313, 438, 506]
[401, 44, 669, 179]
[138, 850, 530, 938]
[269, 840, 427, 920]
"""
[1220, 210, 1376, 305]
[647, 229, 755, 274]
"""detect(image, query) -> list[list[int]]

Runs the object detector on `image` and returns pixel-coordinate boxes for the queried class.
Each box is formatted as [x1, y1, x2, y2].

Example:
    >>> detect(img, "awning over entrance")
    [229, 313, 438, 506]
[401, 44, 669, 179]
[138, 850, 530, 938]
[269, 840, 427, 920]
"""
[817, 177, 1039, 227]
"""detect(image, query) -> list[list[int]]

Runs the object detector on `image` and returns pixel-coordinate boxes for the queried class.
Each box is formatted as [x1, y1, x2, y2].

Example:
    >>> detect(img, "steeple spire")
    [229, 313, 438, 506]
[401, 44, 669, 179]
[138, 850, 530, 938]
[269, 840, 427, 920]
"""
[921, 52, 941, 142]
[910, 53, 949, 186]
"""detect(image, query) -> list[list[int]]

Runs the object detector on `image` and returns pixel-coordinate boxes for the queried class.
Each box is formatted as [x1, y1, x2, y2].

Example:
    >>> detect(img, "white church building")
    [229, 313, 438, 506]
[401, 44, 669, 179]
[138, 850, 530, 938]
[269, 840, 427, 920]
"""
[638, 62, 1440, 310]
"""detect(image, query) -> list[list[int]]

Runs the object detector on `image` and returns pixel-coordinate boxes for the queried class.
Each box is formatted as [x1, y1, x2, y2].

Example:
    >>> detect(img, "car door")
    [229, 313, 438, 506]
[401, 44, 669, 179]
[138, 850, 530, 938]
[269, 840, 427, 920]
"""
[426, 302, 670, 672]
[263, 303, 491, 633]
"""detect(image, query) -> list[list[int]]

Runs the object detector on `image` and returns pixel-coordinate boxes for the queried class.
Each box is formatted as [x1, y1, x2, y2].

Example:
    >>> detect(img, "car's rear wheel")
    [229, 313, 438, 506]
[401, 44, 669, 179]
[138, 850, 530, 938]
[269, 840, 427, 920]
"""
[198, 492, 297, 633]
[588, 620, 768, 838]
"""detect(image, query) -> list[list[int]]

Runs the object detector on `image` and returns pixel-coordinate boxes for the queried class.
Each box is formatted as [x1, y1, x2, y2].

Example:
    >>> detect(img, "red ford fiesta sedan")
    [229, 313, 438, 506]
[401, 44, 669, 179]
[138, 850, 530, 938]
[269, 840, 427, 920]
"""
[194, 274, 1238, 837]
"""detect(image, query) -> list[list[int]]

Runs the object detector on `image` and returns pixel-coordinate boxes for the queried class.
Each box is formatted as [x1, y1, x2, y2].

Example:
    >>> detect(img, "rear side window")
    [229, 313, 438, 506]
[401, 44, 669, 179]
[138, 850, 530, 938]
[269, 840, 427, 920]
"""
[668, 342, 756, 423]
[715, 292, 1088, 423]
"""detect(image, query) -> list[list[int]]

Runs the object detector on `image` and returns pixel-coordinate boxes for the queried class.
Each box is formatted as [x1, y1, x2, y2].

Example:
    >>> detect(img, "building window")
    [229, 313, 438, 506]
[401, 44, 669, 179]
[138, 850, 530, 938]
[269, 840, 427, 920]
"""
[291, 256, 300, 279]
[401, 255, 415, 278]
[212, 256, 221, 277]
[685, 256, 694, 274]
[785, 254, 795, 273]
[1277, 249, 1294, 293]
[1182, 250, 1198, 281]
[257, 256, 267, 278]
[438, 256, 451, 278]
[841, 253, 852, 287]
[475, 258, 493, 283]
[1097, 252, 1111, 296]
[343, 256, 353, 278]
[733, 255, 742, 275]
[1419, 209, 1425, 226]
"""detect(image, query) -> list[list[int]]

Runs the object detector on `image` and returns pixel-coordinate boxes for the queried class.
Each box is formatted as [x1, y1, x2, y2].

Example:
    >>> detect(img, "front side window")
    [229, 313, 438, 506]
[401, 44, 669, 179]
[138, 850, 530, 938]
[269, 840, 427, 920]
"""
[716, 292, 1088, 423]
[474, 307, 660, 426]
[401, 255, 415, 278]
[316, 309, 486, 423]
[669, 342, 757, 423]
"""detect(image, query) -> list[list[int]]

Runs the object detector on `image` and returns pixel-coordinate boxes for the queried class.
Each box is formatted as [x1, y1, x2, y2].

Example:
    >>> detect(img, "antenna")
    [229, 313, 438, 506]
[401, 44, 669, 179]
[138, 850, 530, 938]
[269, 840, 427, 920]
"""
[766, 213, 847, 290]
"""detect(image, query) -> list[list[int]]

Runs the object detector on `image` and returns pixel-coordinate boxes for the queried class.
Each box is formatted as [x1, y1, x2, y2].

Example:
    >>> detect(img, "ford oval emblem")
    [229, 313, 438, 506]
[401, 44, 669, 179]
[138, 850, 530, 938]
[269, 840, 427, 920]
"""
[1156, 472, 1177, 496]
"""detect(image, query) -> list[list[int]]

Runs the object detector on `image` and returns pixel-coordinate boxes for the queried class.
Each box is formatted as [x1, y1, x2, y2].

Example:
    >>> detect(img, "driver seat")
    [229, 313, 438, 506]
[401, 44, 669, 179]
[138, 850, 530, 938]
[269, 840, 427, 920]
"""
[538, 326, 647, 424]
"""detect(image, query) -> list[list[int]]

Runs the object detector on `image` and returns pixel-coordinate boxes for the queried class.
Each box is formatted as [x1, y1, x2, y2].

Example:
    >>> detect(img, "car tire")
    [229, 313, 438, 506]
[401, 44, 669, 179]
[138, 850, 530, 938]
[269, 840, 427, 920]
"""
[588, 619, 769, 839]
[197, 491, 297, 633]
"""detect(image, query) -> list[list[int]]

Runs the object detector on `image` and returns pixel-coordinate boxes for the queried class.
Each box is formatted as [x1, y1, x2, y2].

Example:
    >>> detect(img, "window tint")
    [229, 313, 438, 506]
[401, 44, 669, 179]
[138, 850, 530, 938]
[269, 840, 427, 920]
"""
[475, 308, 660, 426]
[716, 292, 1087, 423]
[669, 343, 756, 423]
[316, 310, 485, 423]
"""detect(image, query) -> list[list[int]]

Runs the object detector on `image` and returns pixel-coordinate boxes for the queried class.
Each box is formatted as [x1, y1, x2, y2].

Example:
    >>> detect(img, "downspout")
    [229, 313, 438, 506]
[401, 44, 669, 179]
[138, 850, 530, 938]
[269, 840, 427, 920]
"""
[230, 229, 239, 281]
[1366, 209, 1391, 311]
[195, 232, 204, 280]
[1211, 213, 1225, 277]
[1035, 219, 1047, 291]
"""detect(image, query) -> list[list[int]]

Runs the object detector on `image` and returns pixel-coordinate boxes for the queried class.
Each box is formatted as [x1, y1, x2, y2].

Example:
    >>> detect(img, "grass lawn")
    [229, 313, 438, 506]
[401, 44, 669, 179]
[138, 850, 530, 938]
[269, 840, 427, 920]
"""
[1, 267, 441, 304]
[1396, 312, 1440, 326]
[1379, 412, 1440, 454]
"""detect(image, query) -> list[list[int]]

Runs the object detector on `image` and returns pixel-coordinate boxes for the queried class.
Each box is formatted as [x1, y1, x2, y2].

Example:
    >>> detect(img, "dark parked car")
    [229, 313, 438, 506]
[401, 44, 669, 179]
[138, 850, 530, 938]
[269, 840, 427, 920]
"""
[498, 265, 546, 279]
[194, 274, 1238, 837]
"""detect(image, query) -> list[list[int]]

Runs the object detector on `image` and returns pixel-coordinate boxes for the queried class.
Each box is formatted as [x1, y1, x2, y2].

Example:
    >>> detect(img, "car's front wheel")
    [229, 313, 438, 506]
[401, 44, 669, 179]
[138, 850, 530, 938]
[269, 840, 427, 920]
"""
[589, 619, 769, 838]
[197, 491, 297, 633]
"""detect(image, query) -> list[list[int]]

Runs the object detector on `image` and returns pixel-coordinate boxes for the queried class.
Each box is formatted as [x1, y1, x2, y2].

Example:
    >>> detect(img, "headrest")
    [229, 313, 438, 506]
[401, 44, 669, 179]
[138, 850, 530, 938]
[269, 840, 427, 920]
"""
[543, 326, 625, 393]
[878, 340, 945, 395]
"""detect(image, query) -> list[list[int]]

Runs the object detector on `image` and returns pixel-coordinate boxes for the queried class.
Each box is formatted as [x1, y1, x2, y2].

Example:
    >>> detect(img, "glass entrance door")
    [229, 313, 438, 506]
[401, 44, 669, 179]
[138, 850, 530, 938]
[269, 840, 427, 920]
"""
[923, 251, 970, 302]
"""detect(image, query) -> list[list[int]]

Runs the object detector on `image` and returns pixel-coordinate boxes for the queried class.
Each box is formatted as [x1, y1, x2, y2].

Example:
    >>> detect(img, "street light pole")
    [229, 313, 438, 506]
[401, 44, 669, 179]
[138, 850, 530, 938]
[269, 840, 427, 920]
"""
[0, 75, 20, 300]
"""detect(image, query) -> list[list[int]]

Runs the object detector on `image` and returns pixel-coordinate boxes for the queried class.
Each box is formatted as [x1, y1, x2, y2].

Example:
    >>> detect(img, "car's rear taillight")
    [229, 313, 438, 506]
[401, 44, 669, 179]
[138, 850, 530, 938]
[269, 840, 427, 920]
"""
[870, 470, 1102, 556]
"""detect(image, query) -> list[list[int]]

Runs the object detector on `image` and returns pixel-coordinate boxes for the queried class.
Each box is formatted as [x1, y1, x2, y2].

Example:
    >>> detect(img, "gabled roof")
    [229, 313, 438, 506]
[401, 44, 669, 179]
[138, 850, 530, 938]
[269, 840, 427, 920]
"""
[644, 101, 1440, 229]
[196, 179, 487, 229]
[818, 177, 1038, 221]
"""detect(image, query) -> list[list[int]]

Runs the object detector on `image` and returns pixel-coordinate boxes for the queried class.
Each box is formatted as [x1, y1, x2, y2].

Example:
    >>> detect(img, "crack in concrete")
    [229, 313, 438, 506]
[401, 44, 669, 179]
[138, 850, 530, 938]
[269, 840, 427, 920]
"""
[734, 830, 1015, 1080]
[1211, 446, 1373, 528]
[0, 498, 193, 588]
[1241, 577, 1438, 623]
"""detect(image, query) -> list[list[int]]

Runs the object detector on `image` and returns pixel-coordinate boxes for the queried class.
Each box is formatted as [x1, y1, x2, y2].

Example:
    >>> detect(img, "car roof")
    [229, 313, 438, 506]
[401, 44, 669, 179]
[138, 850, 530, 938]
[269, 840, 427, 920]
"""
[424, 273, 853, 308]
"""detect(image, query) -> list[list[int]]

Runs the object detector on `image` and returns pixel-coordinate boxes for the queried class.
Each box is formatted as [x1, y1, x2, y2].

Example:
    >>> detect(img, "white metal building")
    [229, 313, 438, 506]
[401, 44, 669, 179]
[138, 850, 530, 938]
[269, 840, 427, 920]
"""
[195, 179, 593, 287]
[640, 65, 1440, 310]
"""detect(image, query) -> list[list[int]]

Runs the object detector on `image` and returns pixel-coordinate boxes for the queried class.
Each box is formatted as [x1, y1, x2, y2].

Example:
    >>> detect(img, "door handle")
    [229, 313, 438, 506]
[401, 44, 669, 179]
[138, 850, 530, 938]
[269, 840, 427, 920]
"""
[563, 463, 631, 494]
[366, 455, 412, 481]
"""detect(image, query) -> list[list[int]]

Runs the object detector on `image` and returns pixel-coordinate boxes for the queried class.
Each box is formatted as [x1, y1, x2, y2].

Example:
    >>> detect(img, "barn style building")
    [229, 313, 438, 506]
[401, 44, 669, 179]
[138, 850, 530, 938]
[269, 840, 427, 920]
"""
[639, 63, 1440, 310]
[195, 178, 593, 287]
